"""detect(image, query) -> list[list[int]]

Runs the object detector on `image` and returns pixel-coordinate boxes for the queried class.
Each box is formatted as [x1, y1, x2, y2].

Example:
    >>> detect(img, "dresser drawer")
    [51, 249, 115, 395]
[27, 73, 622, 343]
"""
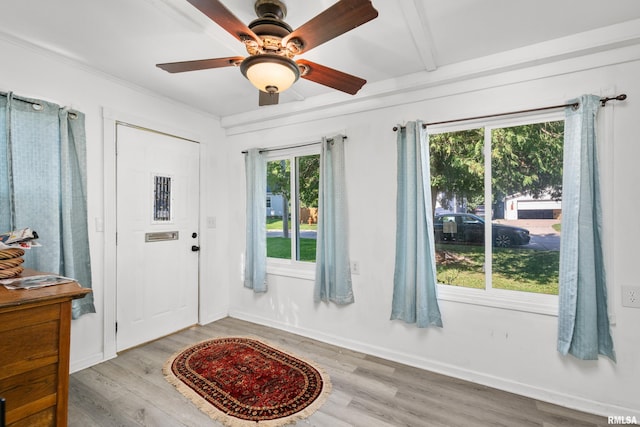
[0, 313, 59, 380]
[6, 406, 55, 427]
[0, 303, 60, 332]
[0, 302, 61, 427]
[1, 364, 58, 426]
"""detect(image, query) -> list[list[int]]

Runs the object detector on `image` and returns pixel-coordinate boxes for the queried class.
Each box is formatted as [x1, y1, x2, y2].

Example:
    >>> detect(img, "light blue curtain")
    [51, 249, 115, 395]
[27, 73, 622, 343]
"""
[60, 108, 95, 318]
[0, 92, 95, 318]
[314, 135, 354, 304]
[557, 95, 615, 361]
[391, 121, 442, 327]
[244, 148, 267, 292]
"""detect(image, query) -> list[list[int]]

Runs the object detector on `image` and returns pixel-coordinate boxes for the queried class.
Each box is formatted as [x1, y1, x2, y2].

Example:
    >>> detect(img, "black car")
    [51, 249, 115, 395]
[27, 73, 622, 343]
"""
[433, 213, 530, 247]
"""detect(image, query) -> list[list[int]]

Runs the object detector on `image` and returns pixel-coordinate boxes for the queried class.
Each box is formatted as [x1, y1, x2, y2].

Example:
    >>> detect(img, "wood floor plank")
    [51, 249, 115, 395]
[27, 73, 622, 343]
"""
[330, 369, 399, 401]
[349, 393, 463, 427]
[302, 409, 353, 427]
[71, 367, 126, 402]
[324, 388, 353, 407]
[68, 317, 608, 427]
[536, 401, 609, 426]
[69, 376, 145, 427]
[315, 398, 398, 427]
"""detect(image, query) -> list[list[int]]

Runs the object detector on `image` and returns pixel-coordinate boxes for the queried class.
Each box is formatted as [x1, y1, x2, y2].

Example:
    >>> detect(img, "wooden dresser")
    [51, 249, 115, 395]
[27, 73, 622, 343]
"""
[0, 270, 91, 427]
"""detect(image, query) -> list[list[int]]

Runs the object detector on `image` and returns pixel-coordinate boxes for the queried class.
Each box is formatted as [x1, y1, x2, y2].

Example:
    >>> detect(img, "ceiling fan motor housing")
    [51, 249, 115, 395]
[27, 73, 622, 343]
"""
[246, 0, 297, 57]
[254, 0, 287, 20]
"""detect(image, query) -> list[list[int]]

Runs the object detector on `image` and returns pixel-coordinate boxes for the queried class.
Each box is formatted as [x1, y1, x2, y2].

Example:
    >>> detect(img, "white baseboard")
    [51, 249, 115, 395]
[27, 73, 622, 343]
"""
[199, 310, 228, 326]
[228, 310, 638, 419]
[70, 351, 114, 374]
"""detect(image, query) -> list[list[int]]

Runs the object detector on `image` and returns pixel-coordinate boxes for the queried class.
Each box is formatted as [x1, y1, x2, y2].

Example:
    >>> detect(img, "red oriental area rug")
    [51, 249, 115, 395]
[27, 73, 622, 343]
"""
[163, 336, 331, 426]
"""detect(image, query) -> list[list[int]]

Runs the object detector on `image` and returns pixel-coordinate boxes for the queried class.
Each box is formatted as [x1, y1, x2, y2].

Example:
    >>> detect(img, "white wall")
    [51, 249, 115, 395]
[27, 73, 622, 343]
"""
[224, 49, 640, 417]
[0, 36, 230, 370]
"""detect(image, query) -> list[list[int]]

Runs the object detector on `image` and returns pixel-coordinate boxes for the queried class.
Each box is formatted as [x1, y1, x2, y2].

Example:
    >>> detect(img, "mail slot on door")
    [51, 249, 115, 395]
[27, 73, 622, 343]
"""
[145, 231, 179, 242]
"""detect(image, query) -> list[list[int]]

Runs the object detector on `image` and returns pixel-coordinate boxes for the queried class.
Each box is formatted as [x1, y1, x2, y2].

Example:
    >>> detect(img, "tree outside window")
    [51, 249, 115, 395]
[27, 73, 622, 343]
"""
[429, 119, 564, 295]
[266, 153, 320, 262]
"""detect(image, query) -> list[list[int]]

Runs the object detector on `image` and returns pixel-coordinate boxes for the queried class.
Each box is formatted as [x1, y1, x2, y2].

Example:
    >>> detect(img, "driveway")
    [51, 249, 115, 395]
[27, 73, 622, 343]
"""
[494, 219, 560, 251]
[268, 219, 561, 250]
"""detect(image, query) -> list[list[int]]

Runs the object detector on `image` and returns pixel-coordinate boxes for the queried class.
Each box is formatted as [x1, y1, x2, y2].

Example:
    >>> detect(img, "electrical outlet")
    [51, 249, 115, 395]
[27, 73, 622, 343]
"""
[351, 261, 360, 275]
[622, 286, 640, 308]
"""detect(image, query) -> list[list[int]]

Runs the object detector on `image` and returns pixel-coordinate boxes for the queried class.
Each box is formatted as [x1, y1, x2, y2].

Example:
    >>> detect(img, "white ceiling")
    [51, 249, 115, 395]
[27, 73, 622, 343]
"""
[2, 0, 640, 121]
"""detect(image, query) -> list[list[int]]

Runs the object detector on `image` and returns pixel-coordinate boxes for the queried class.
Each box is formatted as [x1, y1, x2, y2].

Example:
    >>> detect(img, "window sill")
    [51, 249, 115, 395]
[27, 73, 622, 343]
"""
[266, 259, 315, 281]
[436, 284, 558, 316]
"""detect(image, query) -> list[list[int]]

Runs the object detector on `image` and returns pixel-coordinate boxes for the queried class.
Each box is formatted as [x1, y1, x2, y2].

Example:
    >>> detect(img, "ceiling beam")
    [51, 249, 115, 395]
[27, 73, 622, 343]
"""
[145, 0, 244, 55]
[399, 0, 437, 72]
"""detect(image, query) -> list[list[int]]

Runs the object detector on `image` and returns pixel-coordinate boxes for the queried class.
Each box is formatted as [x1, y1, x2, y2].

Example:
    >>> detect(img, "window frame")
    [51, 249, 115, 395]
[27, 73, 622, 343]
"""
[429, 111, 564, 316]
[264, 144, 320, 280]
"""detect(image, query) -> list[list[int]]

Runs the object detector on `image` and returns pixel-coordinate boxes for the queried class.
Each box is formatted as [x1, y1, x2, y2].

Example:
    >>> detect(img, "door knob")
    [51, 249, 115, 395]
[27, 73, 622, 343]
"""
[191, 245, 200, 252]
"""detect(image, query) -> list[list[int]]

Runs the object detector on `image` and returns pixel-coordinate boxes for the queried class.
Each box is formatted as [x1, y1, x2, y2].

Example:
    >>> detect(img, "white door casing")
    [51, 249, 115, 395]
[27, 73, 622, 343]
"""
[115, 124, 199, 351]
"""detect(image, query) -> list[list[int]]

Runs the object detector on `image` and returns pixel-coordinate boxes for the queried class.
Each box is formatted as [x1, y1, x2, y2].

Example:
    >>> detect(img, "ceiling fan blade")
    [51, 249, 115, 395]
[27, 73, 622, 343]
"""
[297, 59, 366, 95]
[186, 0, 261, 44]
[259, 91, 279, 106]
[157, 56, 244, 73]
[283, 0, 378, 54]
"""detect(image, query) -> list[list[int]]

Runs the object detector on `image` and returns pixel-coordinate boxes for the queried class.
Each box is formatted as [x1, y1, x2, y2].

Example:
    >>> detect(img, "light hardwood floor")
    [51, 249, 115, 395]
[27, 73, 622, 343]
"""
[68, 317, 608, 427]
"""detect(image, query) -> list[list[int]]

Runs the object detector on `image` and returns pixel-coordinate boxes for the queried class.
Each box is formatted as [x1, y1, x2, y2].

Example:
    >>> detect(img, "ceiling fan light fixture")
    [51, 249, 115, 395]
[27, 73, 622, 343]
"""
[240, 55, 300, 94]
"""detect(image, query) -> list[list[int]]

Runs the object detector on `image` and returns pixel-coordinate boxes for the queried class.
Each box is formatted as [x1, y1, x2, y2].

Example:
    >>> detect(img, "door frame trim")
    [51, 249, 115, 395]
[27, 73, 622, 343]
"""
[115, 121, 200, 144]
[102, 108, 203, 360]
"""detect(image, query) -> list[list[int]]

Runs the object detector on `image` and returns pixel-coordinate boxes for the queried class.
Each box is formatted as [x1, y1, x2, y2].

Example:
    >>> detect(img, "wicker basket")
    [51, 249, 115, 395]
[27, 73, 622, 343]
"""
[0, 265, 24, 279]
[0, 248, 26, 279]
[0, 248, 25, 260]
[0, 257, 24, 269]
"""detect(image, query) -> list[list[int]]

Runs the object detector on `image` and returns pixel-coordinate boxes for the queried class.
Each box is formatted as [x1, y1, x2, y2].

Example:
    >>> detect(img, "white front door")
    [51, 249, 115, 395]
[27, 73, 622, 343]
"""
[116, 124, 200, 351]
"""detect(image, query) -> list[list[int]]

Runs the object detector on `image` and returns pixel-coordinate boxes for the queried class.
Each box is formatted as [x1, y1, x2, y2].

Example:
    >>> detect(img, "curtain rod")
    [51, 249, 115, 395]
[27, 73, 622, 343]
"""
[1, 91, 80, 119]
[392, 94, 627, 131]
[1, 91, 47, 109]
[241, 135, 347, 154]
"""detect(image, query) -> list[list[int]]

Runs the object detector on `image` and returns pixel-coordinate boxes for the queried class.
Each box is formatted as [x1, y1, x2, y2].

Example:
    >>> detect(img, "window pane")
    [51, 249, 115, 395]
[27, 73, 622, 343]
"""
[266, 159, 291, 260]
[265, 154, 319, 262]
[430, 128, 485, 289]
[296, 154, 319, 262]
[153, 175, 172, 222]
[490, 121, 563, 295]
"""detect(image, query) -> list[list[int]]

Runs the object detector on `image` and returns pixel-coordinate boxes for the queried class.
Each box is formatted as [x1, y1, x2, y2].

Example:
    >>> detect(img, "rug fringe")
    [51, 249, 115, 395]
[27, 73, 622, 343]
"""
[163, 334, 332, 427]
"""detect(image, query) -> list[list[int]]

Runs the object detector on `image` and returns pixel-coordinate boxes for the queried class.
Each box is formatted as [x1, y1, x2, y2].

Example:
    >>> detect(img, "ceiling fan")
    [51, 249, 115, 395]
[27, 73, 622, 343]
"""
[157, 0, 379, 106]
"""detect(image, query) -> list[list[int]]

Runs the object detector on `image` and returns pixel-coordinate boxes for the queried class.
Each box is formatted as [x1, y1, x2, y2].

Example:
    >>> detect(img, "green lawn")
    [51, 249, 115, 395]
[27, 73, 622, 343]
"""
[267, 237, 317, 261]
[266, 236, 559, 295]
[435, 244, 559, 295]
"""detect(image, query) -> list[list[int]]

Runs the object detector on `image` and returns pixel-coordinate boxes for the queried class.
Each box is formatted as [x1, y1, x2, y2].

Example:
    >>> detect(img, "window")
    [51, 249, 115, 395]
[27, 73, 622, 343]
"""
[153, 175, 172, 222]
[265, 149, 320, 263]
[429, 115, 564, 298]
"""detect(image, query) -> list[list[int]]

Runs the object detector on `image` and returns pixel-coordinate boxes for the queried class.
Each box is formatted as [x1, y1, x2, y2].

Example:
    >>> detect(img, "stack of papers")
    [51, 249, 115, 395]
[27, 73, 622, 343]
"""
[0, 274, 76, 290]
[0, 228, 40, 250]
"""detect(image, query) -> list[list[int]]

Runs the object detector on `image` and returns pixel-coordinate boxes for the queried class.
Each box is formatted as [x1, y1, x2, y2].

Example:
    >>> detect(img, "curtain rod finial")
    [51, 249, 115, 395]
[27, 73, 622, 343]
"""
[601, 93, 627, 106]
